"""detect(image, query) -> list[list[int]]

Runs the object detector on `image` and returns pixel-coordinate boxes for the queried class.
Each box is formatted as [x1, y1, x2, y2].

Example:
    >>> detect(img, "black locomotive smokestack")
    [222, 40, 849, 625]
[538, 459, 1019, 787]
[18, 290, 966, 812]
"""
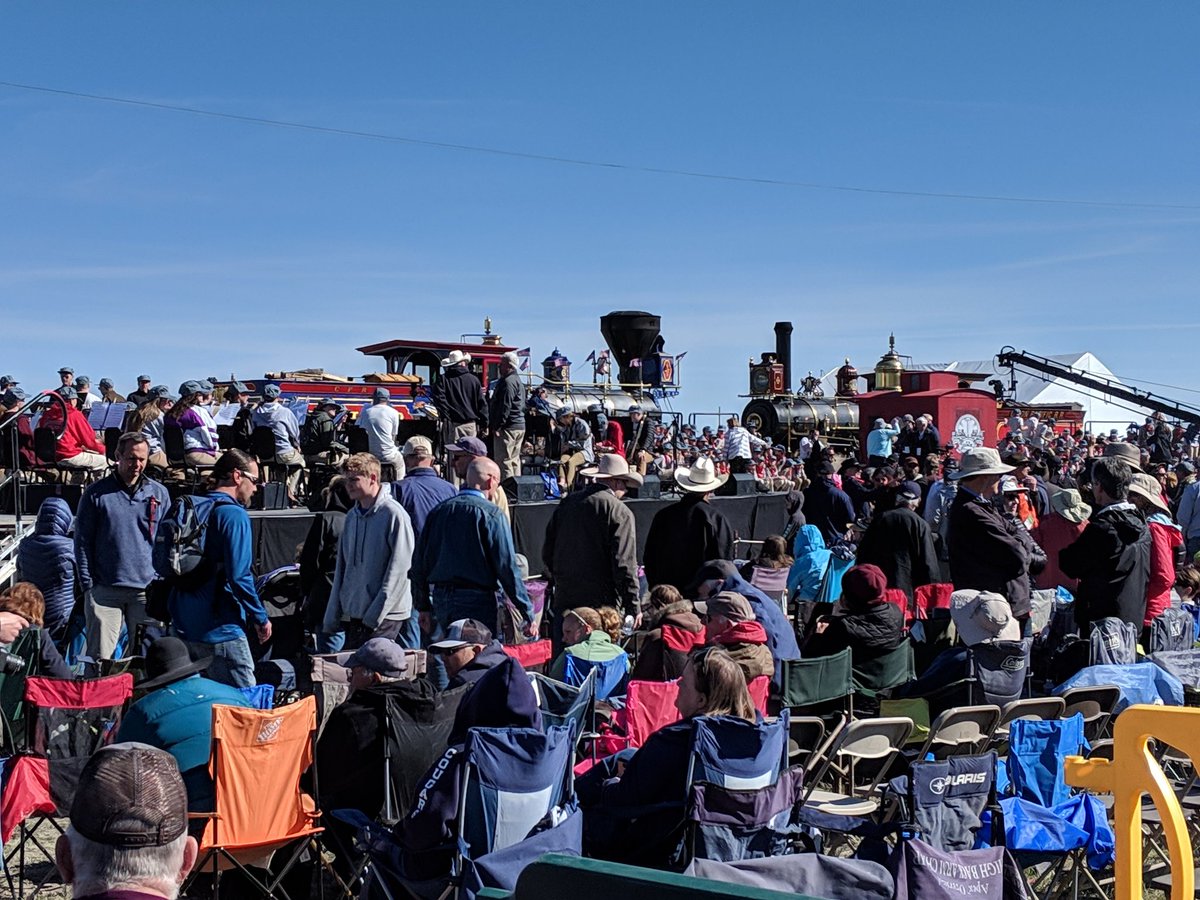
[600, 311, 662, 386]
[774, 321, 793, 394]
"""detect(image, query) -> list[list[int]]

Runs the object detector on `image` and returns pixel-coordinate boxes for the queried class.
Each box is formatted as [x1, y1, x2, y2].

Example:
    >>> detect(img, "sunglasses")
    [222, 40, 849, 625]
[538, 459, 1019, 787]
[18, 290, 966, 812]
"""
[238, 469, 261, 486]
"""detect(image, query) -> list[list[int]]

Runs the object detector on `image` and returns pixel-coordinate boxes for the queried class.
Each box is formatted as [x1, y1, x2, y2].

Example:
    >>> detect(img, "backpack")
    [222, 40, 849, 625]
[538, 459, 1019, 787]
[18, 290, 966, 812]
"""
[152, 494, 218, 586]
[1088, 617, 1138, 666]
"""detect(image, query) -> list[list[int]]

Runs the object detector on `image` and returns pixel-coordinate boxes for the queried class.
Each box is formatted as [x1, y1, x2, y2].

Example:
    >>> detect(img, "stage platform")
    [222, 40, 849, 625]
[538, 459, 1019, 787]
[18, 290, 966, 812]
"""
[250, 492, 790, 577]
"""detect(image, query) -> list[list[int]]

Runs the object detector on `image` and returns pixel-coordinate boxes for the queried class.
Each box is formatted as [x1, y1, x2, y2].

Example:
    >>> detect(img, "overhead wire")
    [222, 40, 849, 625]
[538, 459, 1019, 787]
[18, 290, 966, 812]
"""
[3, 79, 1200, 212]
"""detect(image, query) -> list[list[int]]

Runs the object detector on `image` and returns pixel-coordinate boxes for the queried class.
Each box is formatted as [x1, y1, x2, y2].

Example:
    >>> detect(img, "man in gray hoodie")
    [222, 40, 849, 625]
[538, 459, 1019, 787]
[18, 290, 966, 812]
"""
[323, 453, 419, 650]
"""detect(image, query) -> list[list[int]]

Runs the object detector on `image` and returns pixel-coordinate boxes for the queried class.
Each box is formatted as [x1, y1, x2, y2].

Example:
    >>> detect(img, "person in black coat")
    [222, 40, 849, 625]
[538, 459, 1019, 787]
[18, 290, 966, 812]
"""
[803, 463, 855, 546]
[947, 448, 1029, 619]
[299, 476, 352, 652]
[1060, 457, 1152, 629]
[855, 488, 940, 603]
[803, 564, 905, 663]
[643, 459, 734, 592]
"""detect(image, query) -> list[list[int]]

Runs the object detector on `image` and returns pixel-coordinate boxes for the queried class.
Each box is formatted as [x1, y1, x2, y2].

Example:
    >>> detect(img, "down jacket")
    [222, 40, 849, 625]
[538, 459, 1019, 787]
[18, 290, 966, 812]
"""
[1059, 502, 1152, 629]
[629, 601, 704, 682]
[16, 498, 77, 640]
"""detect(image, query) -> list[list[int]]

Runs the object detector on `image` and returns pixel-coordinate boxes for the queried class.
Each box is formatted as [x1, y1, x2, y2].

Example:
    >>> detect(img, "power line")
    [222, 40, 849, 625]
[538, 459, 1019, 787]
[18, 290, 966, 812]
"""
[4, 78, 1200, 212]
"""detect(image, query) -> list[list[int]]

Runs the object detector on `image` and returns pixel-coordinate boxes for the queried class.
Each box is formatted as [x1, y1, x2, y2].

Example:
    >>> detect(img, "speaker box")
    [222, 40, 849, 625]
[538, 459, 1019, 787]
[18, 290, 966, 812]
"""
[717, 473, 758, 497]
[251, 482, 289, 510]
[627, 474, 661, 500]
[23, 482, 83, 514]
[503, 475, 546, 503]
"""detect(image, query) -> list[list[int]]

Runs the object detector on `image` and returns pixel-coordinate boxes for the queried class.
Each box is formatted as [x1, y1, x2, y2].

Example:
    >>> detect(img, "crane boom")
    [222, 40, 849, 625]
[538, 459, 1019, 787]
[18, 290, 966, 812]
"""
[994, 347, 1200, 426]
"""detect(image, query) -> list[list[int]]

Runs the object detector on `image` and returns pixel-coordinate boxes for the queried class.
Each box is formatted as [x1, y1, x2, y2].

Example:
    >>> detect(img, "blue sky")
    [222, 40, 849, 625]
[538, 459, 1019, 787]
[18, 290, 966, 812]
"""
[2, 4, 1198, 420]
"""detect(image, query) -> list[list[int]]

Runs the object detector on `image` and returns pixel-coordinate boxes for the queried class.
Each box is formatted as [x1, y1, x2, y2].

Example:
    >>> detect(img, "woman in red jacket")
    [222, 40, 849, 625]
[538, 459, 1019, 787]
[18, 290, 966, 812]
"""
[1129, 473, 1184, 636]
[1032, 489, 1091, 594]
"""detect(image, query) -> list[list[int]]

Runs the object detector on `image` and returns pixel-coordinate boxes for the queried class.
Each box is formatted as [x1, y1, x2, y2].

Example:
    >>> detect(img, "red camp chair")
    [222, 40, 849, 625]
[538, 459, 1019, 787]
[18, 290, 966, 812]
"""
[915, 583, 954, 619]
[3, 674, 134, 898]
[590, 679, 682, 761]
[747, 675, 770, 717]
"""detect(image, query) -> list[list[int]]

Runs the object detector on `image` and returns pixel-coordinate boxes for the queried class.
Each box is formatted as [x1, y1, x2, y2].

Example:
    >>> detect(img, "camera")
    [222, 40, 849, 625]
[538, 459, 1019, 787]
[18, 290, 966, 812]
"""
[0, 649, 25, 676]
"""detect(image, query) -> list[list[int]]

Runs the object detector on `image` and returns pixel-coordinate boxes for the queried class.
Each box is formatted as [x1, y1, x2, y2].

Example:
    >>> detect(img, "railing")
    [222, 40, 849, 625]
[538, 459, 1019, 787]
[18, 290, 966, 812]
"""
[0, 409, 30, 589]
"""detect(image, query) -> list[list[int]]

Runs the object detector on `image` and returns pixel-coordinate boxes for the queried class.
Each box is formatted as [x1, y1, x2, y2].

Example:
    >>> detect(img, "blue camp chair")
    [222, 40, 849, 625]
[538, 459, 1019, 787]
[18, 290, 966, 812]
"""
[563, 653, 628, 701]
[1001, 714, 1115, 900]
[529, 670, 595, 742]
[688, 710, 791, 789]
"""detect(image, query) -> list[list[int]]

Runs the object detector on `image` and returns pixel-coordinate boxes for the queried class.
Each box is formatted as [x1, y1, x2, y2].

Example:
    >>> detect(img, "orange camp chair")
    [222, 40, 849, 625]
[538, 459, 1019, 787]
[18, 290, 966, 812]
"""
[188, 694, 324, 899]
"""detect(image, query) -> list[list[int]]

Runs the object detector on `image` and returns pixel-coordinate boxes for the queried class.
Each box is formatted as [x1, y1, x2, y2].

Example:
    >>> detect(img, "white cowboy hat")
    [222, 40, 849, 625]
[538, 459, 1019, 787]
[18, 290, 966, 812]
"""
[440, 349, 472, 367]
[579, 452, 644, 487]
[949, 447, 1014, 480]
[674, 456, 729, 493]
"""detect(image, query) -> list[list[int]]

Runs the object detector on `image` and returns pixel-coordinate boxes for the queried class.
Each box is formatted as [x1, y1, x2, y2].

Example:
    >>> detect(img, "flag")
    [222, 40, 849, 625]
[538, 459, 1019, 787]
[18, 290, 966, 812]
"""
[517, 348, 531, 371]
[629, 358, 642, 368]
[676, 351, 688, 361]
[586, 350, 596, 363]
[599, 349, 610, 360]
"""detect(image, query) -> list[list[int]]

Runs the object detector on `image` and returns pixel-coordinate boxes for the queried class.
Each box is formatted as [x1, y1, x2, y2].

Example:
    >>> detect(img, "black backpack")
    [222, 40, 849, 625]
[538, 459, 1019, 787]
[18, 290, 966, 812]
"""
[152, 494, 217, 587]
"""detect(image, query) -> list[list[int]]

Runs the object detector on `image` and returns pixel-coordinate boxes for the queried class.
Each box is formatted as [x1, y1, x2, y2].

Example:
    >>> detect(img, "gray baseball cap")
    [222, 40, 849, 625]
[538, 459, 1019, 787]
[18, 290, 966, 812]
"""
[343, 638, 409, 678]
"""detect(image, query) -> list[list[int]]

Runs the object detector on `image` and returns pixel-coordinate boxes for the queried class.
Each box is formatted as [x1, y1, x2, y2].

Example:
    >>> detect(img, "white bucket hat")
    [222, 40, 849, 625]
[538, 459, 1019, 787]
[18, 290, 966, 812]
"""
[1129, 472, 1170, 514]
[579, 452, 644, 487]
[950, 447, 1015, 480]
[950, 590, 1021, 646]
[440, 349, 472, 367]
[674, 456, 729, 493]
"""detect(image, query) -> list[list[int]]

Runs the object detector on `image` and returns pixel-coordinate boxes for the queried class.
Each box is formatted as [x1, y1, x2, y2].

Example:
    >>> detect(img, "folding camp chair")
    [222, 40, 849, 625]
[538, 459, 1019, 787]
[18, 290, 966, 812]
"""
[990, 696, 1065, 751]
[186, 695, 324, 900]
[0, 627, 44, 750]
[530, 669, 597, 760]
[164, 425, 215, 490]
[1088, 617, 1138, 666]
[910, 705, 1001, 761]
[563, 653, 628, 702]
[892, 751, 1000, 851]
[851, 640, 915, 704]
[591, 679, 681, 758]
[748, 567, 789, 613]
[970, 638, 1032, 708]
[3, 673, 134, 898]
[1149, 607, 1194, 653]
[778, 649, 854, 722]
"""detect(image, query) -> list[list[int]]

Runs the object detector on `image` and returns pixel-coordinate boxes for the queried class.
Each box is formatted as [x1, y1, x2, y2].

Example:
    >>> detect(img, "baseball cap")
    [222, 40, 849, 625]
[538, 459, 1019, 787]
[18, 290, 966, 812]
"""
[402, 435, 434, 457]
[0, 375, 17, 386]
[262, 384, 282, 399]
[99, 377, 114, 390]
[58, 366, 74, 376]
[693, 590, 755, 623]
[2, 387, 26, 407]
[74, 375, 91, 388]
[429, 618, 493, 651]
[137, 374, 151, 383]
[70, 743, 188, 849]
[446, 436, 488, 457]
[150, 384, 176, 401]
[372, 387, 391, 401]
[342, 638, 410, 678]
[178, 380, 199, 398]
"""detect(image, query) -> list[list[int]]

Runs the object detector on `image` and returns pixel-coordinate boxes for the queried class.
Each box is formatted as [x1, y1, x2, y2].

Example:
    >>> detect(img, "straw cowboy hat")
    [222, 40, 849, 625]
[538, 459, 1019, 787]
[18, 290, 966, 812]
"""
[674, 456, 728, 493]
[949, 447, 1014, 480]
[1129, 472, 1170, 514]
[440, 349, 472, 367]
[579, 453, 644, 487]
[1050, 489, 1091, 524]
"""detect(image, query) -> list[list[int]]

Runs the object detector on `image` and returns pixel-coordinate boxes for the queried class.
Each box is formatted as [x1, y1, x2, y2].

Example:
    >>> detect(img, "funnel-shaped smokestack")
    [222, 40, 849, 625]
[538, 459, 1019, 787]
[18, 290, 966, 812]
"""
[774, 321, 793, 394]
[600, 311, 662, 386]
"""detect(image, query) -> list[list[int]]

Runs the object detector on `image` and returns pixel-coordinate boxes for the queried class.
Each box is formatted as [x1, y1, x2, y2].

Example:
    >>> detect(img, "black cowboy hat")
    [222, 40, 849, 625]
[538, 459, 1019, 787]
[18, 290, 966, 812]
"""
[137, 637, 211, 691]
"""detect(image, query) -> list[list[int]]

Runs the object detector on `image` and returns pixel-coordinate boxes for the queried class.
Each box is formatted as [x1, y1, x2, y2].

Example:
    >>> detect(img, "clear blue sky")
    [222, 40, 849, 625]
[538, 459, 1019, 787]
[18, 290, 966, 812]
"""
[3, 4, 1198, 419]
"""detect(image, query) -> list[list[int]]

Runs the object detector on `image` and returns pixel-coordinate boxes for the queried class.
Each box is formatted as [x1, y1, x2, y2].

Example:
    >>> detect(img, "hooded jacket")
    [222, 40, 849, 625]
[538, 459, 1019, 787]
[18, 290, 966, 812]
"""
[543, 482, 639, 614]
[1144, 512, 1183, 625]
[707, 620, 773, 684]
[787, 525, 831, 601]
[629, 601, 704, 682]
[948, 488, 1028, 614]
[398, 657, 539, 877]
[711, 570, 802, 687]
[16, 498, 77, 639]
[448, 640, 510, 688]
[430, 362, 486, 426]
[1059, 501, 1152, 628]
[324, 489, 416, 631]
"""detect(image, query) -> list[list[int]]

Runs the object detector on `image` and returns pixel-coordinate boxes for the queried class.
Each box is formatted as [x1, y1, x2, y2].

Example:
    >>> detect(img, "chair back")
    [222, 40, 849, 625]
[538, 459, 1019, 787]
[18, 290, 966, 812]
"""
[1150, 608, 1194, 653]
[163, 425, 187, 464]
[380, 682, 468, 822]
[747, 676, 770, 716]
[238, 684, 276, 710]
[748, 567, 789, 607]
[204, 694, 320, 851]
[907, 752, 996, 852]
[348, 426, 371, 454]
[688, 765, 805, 863]
[969, 638, 1031, 708]
[624, 679, 682, 747]
[563, 653, 628, 701]
[805, 717, 912, 802]
[913, 583, 953, 619]
[459, 724, 574, 857]
[32, 427, 58, 464]
[996, 696, 1065, 733]
[24, 674, 134, 810]
[1088, 617, 1138, 666]
[1007, 712, 1086, 807]
[1058, 684, 1120, 742]
[918, 705, 1001, 760]
[779, 649, 852, 709]
[0, 627, 44, 747]
[251, 425, 279, 462]
[786, 716, 827, 768]
[688, 710, 790, 791]
[530, 670, 595, 738]
[852, 640, 915, 697]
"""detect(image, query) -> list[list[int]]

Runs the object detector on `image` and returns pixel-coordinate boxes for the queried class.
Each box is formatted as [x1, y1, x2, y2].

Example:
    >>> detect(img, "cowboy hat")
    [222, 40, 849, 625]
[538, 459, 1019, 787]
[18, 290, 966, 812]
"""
[1129, 472, 1170, 514]
[1050, 488, 1091, 524]
[949, 447, 1014, 480]
[579, 452, 644, 486]
[1102, 441, 1143, 472]
[439, 349, 472, 367]
[137, 637, 210, 691]
[674, 456, 728, 493]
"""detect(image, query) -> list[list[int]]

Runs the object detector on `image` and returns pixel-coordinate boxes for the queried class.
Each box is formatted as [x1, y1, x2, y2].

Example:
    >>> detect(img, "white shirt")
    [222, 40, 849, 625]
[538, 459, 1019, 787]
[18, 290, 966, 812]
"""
[724, 426, 767, 461]
[358, 403, 405, 472]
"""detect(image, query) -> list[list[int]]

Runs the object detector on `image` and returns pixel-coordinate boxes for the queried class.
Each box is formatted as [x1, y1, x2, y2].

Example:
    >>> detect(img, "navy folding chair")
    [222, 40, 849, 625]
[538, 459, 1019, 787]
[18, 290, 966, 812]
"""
[529, 670, 596, 741]
[563, 653, 628, 701]
[687, 710, 791, 790]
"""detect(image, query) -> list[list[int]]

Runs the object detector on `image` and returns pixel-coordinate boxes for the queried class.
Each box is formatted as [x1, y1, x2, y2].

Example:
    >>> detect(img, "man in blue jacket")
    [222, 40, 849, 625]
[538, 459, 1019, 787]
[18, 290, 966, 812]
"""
[391, 436, 456, 540]
[168, 449, 271, 688]
[116, 636, 251, 816]
[75, 432, 171, 661]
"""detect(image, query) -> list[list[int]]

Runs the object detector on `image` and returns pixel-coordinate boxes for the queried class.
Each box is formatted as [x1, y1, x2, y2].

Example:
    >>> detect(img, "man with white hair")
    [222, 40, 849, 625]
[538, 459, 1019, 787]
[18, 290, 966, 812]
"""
[55, 743, 198, 899]
[488, 351, 526, 480]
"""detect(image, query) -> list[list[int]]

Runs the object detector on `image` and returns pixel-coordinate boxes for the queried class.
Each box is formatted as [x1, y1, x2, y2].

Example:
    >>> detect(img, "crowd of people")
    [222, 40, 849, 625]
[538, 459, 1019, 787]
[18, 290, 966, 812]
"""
[5, 360, 1200, 896]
